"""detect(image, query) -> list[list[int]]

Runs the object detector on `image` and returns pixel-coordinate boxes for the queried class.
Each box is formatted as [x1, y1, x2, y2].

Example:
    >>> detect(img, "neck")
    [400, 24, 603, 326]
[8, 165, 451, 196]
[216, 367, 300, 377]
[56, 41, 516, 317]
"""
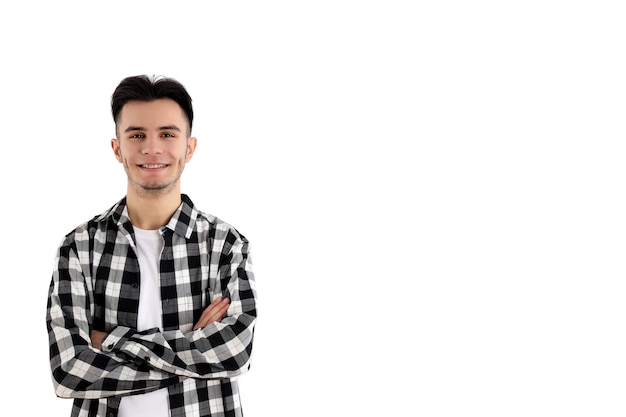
[126, 186, 182, 230]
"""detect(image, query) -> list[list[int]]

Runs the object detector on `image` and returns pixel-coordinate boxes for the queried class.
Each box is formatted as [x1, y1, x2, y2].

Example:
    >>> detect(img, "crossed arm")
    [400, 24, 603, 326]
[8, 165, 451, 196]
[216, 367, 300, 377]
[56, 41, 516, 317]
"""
[47, 231, 256, 399]
[90, 296, 231, 350]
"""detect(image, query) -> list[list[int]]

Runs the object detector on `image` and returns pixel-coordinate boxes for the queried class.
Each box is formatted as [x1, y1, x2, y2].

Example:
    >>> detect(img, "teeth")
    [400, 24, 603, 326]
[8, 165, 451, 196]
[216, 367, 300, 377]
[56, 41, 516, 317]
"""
[142, 164, 167, 168]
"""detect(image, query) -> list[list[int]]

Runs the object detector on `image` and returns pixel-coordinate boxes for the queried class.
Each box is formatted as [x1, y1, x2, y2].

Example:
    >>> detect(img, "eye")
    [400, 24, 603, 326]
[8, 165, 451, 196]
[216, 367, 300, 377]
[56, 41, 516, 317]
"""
[161, 132, 175, 138]
[129, 133, 144, 139]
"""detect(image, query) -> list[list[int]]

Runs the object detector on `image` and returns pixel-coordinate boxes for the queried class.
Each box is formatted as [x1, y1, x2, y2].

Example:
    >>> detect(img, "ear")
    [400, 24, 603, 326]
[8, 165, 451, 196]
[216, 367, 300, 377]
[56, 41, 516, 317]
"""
[111, 138, 123, 162]
[186, 136, 198, 162]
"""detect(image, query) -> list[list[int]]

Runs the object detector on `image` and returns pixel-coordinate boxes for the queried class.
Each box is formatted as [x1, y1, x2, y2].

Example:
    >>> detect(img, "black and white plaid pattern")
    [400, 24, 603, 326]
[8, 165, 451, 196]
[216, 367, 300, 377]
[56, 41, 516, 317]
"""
[46, 194, 257, 417]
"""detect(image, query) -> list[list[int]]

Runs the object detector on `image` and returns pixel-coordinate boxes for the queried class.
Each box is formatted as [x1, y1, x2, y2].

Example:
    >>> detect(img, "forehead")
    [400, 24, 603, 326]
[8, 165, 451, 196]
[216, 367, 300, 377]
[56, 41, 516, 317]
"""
[118, 99, 187, 128]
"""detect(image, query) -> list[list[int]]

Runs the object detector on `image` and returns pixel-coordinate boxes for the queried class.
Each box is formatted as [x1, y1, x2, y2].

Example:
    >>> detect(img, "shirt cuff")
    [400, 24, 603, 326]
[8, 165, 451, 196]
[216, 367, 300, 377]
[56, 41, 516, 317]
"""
[101, 326, 132, 353]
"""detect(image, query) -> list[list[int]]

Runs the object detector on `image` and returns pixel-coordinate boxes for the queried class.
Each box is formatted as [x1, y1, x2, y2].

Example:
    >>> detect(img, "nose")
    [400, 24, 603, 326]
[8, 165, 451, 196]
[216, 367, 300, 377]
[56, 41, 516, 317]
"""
[141, 134, 163, 155]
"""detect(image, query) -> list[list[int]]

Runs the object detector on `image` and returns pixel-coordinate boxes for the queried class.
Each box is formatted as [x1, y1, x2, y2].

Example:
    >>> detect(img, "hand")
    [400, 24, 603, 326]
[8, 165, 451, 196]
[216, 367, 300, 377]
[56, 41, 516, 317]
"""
[91, 330, 107, 350]
[193, 296, 230, 330]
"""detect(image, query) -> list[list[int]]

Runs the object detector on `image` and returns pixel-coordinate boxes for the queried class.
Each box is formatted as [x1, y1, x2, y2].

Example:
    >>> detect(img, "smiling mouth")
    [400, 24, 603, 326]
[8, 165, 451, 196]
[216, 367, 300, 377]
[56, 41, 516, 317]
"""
[140, 164, 168, 168]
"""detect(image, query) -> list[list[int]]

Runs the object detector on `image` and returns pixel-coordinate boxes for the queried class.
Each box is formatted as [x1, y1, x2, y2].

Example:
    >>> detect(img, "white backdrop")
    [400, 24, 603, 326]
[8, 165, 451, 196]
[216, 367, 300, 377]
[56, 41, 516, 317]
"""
[1, 1, 626, 416]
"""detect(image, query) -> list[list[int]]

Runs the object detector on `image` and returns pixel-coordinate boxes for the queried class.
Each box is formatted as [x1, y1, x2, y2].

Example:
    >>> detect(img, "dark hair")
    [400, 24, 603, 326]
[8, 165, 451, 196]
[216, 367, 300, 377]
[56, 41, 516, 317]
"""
[111, 75, 194, 136]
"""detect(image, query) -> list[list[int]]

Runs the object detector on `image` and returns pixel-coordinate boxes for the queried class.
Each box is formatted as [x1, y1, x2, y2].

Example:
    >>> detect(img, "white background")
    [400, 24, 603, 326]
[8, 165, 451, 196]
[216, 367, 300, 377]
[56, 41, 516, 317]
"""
[1, 1, 625, 416]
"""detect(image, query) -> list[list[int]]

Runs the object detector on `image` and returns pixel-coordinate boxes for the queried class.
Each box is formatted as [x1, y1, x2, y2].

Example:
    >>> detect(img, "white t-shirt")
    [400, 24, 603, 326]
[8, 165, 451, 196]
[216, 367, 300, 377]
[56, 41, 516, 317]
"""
[118, 227, 169, 417]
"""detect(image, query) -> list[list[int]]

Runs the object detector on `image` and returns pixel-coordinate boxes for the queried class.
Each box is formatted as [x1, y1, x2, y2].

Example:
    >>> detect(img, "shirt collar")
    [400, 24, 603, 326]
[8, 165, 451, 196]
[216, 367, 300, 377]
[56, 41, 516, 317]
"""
[95, 194, 199, 239]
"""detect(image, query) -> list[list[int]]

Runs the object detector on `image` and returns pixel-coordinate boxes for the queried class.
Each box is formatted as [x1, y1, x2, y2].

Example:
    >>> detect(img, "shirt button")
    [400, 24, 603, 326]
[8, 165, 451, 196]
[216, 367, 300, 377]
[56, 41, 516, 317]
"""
[107, 344, 114, 350]
[131, 283, 138, 288]
[144, 356, 150, 362]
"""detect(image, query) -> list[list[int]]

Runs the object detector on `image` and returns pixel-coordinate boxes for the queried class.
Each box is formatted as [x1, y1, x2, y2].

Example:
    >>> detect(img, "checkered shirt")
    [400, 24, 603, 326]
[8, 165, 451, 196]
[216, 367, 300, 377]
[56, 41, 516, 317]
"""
[46, 194, 257, 417]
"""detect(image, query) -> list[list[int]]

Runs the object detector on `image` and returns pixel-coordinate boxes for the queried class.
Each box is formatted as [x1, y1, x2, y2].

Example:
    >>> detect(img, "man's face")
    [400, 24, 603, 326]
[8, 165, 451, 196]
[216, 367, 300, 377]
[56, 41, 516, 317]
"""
[111, 98, 196, 195]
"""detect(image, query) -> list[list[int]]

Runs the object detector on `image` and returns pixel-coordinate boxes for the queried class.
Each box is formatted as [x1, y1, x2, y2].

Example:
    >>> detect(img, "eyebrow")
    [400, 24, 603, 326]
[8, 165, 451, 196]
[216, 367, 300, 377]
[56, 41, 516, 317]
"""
[123, 125, 182, 133]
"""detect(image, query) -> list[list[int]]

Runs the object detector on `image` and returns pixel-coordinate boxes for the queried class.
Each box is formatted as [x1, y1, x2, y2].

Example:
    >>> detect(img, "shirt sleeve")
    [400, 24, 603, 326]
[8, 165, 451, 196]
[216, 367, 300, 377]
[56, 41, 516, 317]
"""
[100, 231, 258, 380]
[46, 237, 180, 399]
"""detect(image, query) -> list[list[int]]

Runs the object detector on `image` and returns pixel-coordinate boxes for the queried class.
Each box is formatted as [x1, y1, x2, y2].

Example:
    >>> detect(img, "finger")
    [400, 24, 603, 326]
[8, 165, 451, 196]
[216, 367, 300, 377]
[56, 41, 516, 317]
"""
[202, 299, 230, 324]
[193, 310, 225, 330]
[196, 301, 230, 330]
[203, 297, 228, 319]
[193, 298, 230, 330]
[199, 296, 225, 319]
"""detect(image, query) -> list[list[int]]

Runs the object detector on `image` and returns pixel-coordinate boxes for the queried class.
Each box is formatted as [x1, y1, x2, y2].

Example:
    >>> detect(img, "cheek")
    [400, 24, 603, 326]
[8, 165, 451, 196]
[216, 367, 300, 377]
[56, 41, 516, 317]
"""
[116, 150, 132, 166]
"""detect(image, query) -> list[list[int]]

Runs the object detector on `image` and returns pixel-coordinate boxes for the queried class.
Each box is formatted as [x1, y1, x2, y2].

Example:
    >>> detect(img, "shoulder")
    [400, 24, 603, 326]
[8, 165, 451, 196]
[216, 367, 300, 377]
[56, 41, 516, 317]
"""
[184, 193, 248, 243]
[59, 199, 123, 248]
[195, 210, 250, 245]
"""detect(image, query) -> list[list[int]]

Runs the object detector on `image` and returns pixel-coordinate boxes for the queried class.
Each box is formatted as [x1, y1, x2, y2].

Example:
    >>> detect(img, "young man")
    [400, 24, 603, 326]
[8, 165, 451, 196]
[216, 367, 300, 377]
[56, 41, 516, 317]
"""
[46, 75, 257, 417]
